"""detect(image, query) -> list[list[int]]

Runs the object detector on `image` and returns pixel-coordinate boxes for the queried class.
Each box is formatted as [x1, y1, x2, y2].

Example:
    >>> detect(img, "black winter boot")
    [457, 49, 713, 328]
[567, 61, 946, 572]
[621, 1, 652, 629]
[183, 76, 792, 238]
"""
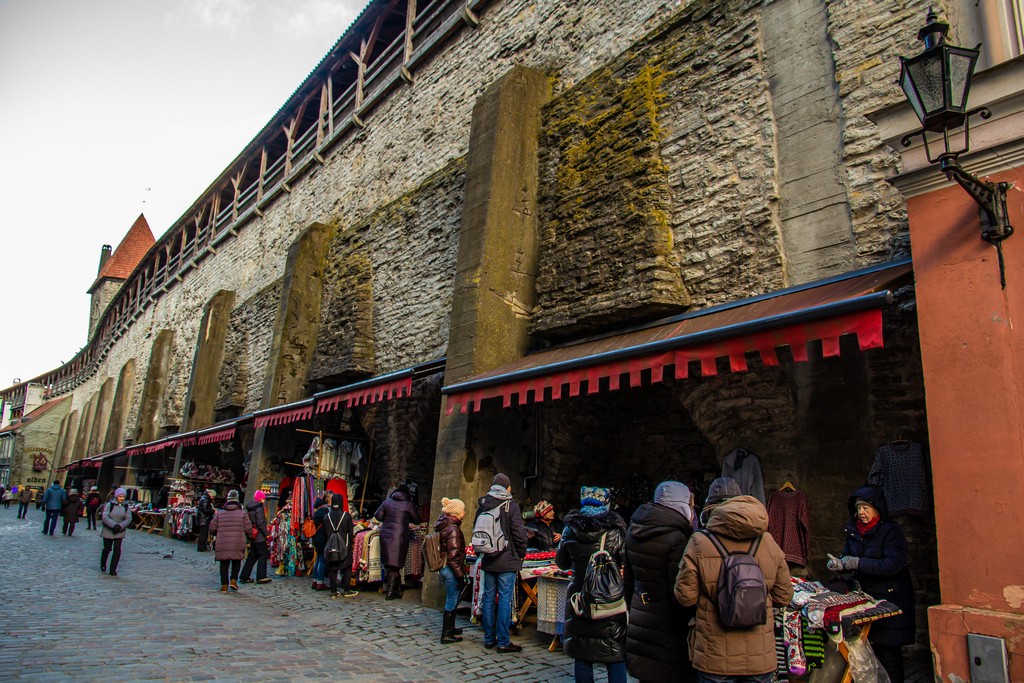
[440, 610, 463, 643]
[385, 573, 400, 600]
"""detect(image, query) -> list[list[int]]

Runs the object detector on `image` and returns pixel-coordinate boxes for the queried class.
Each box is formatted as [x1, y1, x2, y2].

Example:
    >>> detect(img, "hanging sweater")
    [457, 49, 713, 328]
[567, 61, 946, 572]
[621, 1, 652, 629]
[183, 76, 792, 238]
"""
[867, 441, 930, 516]
[721, 448, 765, 503]
[766, 489, 810, 566]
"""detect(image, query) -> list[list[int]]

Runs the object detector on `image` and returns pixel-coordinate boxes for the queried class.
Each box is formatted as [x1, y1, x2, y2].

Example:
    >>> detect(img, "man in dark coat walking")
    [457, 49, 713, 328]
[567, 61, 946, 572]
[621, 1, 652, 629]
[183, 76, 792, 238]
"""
[828, 484, 916, 683]
[624, 481, 697, 683]
[475, 473, 529, 653]
[374, 485, 419, 599]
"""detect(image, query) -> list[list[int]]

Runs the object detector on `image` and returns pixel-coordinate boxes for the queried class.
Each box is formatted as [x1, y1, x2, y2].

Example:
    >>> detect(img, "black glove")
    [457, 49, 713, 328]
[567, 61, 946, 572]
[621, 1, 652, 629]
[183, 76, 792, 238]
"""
[113, 524, 123, 533]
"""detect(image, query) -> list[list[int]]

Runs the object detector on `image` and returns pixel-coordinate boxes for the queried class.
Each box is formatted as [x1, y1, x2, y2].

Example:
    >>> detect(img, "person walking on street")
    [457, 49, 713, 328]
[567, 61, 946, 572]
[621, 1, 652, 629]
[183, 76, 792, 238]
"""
[436, 496, 468, 643]
[373, 484, 419, 600]
[100, 488, 133, 576]
[84, 487, 102, 530]
[557, 486, 629, 683]
[195, 489, 215, 552]
[674, 495, 793, 683]
[324, 493, 355, 599]
[2, 487, 12, 509]
[239, 490, 272, 585]
[209, 489, 251, 593]
[17, 485, 32, 519]
[475, 472, 529, 653]
[62, 488, 84, 536]
[41, 481, 67, 535]
[624, 481, 697, 683]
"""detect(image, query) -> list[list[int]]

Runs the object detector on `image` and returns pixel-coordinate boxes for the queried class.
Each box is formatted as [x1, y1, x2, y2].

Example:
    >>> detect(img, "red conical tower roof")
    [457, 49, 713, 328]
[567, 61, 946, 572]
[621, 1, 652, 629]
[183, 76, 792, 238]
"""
[88, 214, 156, 292]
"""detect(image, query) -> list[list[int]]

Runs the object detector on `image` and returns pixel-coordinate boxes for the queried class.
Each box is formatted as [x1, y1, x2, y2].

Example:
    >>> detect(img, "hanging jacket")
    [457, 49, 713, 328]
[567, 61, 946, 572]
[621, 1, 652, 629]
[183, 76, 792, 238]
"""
[435, 513, 467, 579]
[556, 508, 628, 664]
[841, 484, 916, 647]
[624, 502, 696, 683]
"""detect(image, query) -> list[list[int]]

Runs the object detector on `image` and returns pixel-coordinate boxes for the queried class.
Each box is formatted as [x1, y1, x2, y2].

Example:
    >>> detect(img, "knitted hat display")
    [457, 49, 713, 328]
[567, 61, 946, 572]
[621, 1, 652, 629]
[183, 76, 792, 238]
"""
[492, 473, 511, 489]
[441, 497, 466, 518]
[533, 500, 554, 518]
[580, 486, 610, 515]
[114, 488, 127, 497]
[253, 490, 267, 503]
[226, 490, 239, 501]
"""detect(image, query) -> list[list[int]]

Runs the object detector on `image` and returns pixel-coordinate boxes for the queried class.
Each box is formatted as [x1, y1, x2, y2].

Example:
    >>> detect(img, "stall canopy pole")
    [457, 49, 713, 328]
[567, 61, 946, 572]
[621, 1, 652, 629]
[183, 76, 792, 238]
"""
[359, 424, 377, 518]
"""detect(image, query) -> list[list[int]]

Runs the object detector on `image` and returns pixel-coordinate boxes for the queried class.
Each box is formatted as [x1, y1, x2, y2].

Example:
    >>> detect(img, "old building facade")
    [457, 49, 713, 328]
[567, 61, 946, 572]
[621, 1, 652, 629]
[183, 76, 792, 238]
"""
[3, 0, 1023, 677]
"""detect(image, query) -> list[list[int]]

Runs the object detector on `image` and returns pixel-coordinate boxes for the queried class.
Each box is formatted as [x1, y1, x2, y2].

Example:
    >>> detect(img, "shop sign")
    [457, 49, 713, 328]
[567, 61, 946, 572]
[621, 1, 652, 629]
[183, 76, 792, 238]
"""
[32, 453, 49, 471]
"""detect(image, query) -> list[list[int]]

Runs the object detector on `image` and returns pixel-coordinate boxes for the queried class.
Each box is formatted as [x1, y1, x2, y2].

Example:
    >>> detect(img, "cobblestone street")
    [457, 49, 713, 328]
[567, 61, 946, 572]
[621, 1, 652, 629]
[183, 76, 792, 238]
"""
[0, 507, 580, 682]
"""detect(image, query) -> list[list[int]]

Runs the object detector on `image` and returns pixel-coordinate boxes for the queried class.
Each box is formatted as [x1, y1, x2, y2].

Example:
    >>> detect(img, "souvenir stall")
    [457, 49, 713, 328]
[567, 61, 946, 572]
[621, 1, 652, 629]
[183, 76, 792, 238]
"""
[466, 547, 560, 631]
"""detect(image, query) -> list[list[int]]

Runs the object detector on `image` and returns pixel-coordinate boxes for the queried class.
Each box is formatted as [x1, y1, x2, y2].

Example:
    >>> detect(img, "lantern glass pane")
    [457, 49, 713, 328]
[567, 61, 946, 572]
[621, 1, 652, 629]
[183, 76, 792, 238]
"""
[947, 51, 975, 109]
[900, 67, 926, 123]
[907, 55, 945, 115]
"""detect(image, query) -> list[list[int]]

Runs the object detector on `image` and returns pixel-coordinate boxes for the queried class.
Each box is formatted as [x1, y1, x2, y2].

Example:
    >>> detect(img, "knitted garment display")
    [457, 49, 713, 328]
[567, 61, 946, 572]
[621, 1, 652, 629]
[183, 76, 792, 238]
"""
[767, 489, 810, 566]
[721, 447, 765, 502]
[868, 441, 930, 516]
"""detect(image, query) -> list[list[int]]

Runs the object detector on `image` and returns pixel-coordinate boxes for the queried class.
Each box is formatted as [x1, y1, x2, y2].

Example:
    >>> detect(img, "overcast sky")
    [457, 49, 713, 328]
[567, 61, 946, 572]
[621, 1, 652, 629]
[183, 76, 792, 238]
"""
[0, 0, 367, 391]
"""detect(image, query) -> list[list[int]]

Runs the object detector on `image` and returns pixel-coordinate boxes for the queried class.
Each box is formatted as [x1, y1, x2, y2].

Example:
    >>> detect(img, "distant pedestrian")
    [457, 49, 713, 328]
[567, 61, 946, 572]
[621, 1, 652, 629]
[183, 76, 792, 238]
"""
[557, 486, 628, 683]
[62, 489, 84, 536]
[374, 484, 419, 600]
[195, 489, 215, 552]
[436, 496, 467, 643]
[324, 493, 355, 599]
[17, 485, 32, 518]
[209, 489, 252, 593]
[2, 488, 12, 509]
[41, 481, 67, 535]
[239, 490, 272, 585]
[84, 487, 102, 530]
[100, 488, 133, 576]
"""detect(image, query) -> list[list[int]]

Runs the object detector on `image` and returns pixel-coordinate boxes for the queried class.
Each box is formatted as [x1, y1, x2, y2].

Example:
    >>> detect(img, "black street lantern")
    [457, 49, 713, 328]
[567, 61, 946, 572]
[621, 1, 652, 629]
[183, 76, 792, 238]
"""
[899, 10, 979, 133]
[899, 10, 1014, 287]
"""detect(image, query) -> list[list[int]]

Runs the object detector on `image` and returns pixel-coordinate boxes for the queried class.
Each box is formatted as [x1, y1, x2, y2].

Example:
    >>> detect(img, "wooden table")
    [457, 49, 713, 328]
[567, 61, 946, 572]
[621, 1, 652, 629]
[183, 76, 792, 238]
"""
[136, 511, 166, 534]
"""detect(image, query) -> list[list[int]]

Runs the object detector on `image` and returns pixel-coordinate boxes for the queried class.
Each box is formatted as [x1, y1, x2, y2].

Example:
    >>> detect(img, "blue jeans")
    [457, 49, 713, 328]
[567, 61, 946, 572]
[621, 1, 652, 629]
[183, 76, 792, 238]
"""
[313, 548, 326, 583]
[574, 660, 627, 683]
[481, 570, 516, 647]
[439, 566, 461, 611]
[697, 672, 774, 683]
[18, 502, 29, 518]
[43, 510, 60, 534]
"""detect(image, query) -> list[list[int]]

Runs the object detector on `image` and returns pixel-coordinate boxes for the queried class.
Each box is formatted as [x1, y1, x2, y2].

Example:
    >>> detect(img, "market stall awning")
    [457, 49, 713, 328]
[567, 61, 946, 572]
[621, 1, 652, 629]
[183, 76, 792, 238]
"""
[442, 259, 913, 414]
[314, 369, 415, 414]
[88, 447, 127, 462]
[254, 399, 315, 429]
[197, 423, 238, 445]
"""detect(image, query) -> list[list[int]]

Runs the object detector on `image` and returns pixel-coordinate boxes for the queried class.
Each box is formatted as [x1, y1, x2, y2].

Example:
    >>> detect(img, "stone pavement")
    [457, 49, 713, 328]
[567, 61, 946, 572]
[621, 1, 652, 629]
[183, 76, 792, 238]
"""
[0, 507, 583, 683]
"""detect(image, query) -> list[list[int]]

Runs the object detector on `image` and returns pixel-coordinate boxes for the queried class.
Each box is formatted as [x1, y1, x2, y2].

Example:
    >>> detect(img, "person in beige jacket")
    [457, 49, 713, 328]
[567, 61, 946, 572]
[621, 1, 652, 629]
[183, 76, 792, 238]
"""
[674, 495, 793, 682]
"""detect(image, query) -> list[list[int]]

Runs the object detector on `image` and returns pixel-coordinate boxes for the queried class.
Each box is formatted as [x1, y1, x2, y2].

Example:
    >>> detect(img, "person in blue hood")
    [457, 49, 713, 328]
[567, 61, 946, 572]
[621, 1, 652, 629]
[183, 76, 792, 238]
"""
[827, 484, 916, 683]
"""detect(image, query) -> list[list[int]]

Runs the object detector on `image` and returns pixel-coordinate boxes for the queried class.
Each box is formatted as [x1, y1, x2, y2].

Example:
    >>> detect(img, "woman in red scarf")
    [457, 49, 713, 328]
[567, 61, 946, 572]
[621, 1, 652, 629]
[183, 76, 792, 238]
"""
[827, 484, 916, 683]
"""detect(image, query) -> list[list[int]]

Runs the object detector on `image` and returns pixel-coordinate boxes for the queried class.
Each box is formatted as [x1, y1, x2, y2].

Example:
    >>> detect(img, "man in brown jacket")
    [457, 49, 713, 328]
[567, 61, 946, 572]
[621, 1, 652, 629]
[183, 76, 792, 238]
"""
[675, 495, 793, 683]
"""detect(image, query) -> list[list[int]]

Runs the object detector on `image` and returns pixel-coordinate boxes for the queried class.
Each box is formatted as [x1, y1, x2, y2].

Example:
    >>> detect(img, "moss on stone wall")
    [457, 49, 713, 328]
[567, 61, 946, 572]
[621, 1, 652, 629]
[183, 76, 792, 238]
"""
[535, 57, 689, 339]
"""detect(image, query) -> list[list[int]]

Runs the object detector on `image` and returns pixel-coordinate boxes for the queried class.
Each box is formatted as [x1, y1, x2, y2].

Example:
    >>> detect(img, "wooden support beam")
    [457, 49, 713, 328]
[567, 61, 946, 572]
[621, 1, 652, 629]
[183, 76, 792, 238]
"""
[258, 146, 268, 201]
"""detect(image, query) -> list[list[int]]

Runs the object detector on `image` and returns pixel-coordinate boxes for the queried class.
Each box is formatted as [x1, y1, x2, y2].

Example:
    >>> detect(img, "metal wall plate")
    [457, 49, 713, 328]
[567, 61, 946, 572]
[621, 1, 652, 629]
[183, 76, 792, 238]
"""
[967, 633, 1009, 683]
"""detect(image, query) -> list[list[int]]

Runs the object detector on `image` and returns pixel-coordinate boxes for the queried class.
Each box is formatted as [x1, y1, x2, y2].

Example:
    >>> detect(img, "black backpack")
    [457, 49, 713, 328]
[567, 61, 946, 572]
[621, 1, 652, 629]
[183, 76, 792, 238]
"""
[569, 532, 627, 620]
[700, 530, 768, 629]
[324, 511, 350, 564]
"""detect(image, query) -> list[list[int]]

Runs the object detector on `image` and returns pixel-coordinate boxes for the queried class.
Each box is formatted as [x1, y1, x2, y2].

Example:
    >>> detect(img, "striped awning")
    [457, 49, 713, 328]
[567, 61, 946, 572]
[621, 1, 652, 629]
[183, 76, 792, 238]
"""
[254, 400, 315, 429]
[314, 371, 414, 414]
[442, 260, 912, 414]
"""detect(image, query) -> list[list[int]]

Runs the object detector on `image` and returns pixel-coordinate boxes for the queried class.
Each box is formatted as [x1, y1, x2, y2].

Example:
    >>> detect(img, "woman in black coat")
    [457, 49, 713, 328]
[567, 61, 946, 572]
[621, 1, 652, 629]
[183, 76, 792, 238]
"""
[373, 485, 419, 599]
[624, 481, 696, 683]
[828, 484, 916, 683]
[556, 486, 628, 683]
